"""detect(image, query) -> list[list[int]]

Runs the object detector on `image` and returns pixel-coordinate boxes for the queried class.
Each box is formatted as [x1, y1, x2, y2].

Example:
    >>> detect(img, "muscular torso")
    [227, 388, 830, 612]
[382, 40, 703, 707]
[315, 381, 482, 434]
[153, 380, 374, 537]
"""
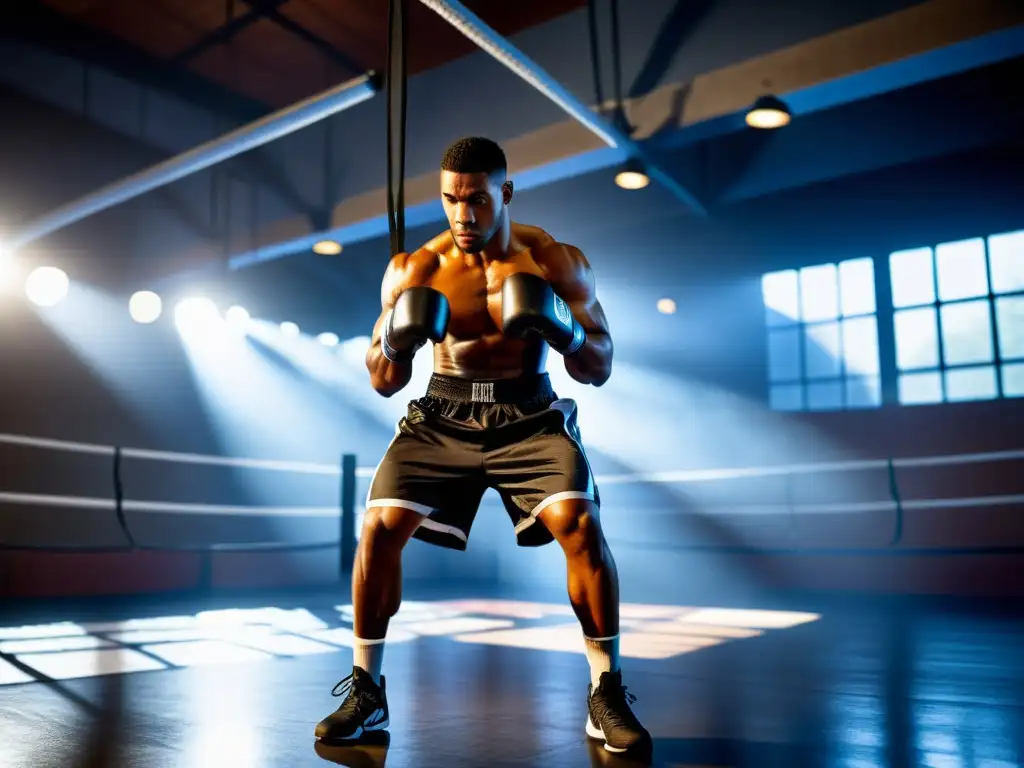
[393, 223, 556, 379]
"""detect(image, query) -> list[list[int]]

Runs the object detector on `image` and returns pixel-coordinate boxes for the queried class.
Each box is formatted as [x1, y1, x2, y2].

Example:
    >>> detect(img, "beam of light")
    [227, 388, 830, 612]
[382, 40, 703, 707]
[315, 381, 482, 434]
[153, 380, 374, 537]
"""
[0, 252, 20, 297]
[317, 332, 340, 347]
[540, 357, 868, 565]
[173, 317, 389, 545]
[174, 296, 221, 334]
[225, 305, 251, 333]
[247, 325, 433, 431]
[128, 290, 162, 324]
[29, 282, 222, 433]
[548, 359, 849, 475]
[24, 266, 69, 307]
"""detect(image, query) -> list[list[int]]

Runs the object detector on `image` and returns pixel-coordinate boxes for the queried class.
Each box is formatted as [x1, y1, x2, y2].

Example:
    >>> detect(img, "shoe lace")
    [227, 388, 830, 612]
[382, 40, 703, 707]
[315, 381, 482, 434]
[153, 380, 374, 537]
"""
[331, 673, 376, 714]
[595, 681, 638, 729]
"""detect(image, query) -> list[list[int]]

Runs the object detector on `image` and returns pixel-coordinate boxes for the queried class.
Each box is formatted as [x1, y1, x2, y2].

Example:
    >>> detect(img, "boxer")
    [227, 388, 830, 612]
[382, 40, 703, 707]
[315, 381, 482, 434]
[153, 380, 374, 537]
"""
[316, 137, 649, 754]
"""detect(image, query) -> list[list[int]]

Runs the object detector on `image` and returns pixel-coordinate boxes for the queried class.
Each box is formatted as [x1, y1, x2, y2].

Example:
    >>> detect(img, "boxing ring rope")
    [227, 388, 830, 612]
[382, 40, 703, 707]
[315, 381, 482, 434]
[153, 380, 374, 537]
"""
[3, 432, 1024, 560]
[0, 433, 358, 577]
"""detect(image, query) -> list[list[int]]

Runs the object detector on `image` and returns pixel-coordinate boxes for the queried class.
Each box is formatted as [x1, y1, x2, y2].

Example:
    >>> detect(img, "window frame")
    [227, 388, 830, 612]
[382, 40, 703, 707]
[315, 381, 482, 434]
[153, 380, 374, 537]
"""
[764, 258, 882, 412]
[889, 233, 1024, 405]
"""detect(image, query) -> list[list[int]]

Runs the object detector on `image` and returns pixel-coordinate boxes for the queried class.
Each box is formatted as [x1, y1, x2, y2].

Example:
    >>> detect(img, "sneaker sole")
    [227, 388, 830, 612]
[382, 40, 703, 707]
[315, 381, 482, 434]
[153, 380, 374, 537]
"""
[321, 717, 390, 741]
[585, 716, 628, 753]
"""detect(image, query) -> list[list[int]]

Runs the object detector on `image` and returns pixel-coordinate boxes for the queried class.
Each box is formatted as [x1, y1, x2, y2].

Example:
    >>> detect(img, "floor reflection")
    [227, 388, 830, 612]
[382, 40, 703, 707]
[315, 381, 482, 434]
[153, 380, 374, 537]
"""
[1, 590, 1022, 767]
[315, 731, 391, 767]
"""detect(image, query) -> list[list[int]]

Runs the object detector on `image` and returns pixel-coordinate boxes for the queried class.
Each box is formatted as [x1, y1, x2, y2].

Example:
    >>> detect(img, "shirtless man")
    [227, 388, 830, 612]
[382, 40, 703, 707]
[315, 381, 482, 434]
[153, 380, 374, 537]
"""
[315, 137, 650, 755]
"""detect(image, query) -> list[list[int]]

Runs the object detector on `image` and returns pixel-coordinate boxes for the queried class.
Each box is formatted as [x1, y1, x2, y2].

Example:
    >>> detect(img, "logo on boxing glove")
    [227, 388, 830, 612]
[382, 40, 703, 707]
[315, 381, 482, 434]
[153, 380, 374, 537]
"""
[553, 294, 572, 326]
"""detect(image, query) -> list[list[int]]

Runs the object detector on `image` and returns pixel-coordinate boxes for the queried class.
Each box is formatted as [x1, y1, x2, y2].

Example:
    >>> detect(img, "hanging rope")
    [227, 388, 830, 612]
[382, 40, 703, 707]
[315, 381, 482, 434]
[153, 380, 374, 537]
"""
[587, 0, 629, 133]
[586, 0, 606, 113]
[608, 0, 627, 133]
[386, 0, 409, 256]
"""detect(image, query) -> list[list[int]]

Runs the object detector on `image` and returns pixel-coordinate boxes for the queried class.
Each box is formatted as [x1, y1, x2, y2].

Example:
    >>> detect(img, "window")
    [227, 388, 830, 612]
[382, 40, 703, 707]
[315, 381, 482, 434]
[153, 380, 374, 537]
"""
[762, 258, 881, 411]
[890, 230, 1024, 404]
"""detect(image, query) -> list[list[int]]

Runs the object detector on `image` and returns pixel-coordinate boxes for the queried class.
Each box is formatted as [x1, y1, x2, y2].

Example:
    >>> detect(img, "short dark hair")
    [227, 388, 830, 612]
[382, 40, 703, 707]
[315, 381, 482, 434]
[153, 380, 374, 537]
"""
[440, 136, 507, 176]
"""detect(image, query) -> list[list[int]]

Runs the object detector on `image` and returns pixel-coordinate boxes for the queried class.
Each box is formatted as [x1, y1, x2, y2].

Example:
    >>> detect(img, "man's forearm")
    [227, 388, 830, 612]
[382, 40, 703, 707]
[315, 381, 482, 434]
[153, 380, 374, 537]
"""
[366, 343, 414, 397]
[564, 332, 612, 386]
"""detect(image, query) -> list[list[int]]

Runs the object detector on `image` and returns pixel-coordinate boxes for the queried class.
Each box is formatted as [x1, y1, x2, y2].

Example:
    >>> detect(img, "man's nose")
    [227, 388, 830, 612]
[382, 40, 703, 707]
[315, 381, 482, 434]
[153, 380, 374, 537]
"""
[456, 204, 475, 224]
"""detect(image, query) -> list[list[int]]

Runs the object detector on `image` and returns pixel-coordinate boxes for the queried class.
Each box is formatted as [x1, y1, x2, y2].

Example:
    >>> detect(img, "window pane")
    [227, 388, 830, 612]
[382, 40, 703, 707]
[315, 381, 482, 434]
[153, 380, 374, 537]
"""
[935, 238, 989, 302]
[804, 322, 841, 378]
[894, 307, 939, 370]
[846, 376, 881, 408]
[995, 296, 1024, 359]
[770, 384, 804, 411]
[940, 300, 993, 366]
[806, 380, 843, 411]
[944, 365, 997, 402]
[762, 270, 800, 326]
[800, 263, 839, 322]
[839, 257, 876, 316]
[1002, 363, 1024, 398]
[889, 247, 935, 308]
[898, 371, 943, 405]
[841, 316, 880, 375]
[768, 328, 801, 382]
[988, 229, 1024, 294]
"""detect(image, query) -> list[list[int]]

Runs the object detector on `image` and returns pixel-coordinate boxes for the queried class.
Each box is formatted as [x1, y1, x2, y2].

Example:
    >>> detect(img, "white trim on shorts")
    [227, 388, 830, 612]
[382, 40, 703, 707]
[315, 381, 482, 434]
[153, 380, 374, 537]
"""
[364, 497, 469, 545]
[514, 398, 599, 536]
[364, 421, 470, 547]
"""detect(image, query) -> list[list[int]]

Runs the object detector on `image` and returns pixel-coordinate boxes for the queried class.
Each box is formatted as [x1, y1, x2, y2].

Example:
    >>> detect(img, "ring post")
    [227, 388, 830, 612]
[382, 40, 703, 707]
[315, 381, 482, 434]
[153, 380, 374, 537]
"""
[340, 453, 357, 576]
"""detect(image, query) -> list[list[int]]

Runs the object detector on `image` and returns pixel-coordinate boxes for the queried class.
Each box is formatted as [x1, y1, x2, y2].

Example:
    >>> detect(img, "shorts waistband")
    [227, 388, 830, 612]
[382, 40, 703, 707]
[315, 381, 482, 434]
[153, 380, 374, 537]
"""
[426, 373, 554, 404]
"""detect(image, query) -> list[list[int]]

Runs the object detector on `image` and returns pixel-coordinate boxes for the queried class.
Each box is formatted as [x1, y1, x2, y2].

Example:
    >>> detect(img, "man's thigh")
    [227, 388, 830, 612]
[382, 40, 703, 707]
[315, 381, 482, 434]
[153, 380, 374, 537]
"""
[366, 414, 486, 551]
[483, 398, 599, 546]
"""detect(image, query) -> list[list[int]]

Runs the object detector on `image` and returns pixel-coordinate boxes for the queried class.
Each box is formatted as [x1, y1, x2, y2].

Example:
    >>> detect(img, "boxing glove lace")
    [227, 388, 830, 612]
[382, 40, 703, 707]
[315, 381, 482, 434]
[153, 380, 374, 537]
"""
[501, 272, 586, 356]
[381, 287, 451, 363]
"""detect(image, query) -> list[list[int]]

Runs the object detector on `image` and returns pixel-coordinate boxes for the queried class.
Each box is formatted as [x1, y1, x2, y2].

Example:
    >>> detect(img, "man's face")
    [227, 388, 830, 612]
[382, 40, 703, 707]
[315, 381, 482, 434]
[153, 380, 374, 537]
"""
[441, 170, 509, 254]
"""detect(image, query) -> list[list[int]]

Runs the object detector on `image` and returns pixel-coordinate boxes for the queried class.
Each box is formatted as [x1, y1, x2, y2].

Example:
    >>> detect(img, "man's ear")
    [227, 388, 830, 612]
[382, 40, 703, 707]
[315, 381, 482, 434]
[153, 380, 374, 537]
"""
[502, 180, 514, 205]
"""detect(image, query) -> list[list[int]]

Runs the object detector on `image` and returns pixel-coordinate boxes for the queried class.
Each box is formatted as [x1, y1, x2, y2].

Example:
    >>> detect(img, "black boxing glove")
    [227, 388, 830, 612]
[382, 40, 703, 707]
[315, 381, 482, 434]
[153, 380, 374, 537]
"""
[501, 272, 586, 356]
[381, 286, 450, 363]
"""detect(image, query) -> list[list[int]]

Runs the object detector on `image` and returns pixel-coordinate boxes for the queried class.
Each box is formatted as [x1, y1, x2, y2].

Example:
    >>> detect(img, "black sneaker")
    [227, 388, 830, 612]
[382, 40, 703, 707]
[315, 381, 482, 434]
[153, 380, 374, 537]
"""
[315, 667, 390, 741]
[586, 670, 651, 753]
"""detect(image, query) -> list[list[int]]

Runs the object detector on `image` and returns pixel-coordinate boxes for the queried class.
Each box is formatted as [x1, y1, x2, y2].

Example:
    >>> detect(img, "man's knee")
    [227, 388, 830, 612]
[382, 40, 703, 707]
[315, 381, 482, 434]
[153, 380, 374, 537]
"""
[359, 505, 424, 555]
[538, 499, 604, 558]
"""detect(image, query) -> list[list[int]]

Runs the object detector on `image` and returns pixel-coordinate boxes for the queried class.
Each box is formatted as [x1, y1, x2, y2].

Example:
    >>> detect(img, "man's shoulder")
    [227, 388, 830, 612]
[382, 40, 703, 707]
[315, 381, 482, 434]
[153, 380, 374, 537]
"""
[390, 241, 445, 272]
[513, 221, 553, 243]
[530, 239, 587, 273]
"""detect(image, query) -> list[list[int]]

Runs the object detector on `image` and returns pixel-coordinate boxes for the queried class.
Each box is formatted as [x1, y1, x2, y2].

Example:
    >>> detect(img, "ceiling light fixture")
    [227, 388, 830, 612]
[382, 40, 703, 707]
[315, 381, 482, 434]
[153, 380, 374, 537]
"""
[745, 95, 791, 129]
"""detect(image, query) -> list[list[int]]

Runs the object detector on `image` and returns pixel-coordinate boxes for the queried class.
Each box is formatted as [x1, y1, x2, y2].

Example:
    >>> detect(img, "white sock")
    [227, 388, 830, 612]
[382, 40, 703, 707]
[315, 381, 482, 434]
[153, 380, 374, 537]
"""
[353, 637, 385, 684]
[583, 634, 620, 689]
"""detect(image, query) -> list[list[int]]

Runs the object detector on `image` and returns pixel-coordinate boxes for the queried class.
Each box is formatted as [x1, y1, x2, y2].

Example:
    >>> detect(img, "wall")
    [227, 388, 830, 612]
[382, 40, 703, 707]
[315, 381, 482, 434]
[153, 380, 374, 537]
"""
[2, 112, 1022, 599]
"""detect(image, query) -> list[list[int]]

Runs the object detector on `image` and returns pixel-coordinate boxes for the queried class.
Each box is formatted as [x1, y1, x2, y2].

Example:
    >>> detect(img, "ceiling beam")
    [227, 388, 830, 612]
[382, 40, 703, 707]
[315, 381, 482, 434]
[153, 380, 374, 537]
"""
[209, 0, 1024, 273]
[243, 0, 367, 76]
[0, 0, 272, 122]
[170, 1, 290, 64]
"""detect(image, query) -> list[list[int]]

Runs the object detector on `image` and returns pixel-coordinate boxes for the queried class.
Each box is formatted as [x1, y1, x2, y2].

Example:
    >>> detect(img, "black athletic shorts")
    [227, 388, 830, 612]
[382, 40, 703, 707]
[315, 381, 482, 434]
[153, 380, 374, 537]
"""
[365, 373, 600, 550]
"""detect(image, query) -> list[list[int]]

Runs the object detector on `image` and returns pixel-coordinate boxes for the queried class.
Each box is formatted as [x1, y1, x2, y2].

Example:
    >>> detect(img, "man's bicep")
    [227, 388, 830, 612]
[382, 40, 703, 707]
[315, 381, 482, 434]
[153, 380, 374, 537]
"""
[552, 247, 610, 335]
